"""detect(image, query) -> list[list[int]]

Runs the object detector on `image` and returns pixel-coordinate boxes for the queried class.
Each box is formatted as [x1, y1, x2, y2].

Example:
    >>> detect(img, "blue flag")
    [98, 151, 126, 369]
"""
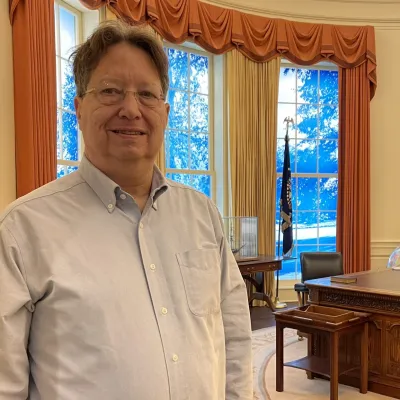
[280, 134, 293, 257]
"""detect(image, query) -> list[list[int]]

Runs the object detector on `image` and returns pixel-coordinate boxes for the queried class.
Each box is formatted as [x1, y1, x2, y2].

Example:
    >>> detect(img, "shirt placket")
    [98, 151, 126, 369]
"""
[138, 211, 188, 400]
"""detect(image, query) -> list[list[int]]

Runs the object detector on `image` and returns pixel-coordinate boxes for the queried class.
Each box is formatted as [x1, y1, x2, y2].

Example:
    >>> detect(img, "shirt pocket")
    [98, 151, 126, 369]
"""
[176, 247, 221, 317]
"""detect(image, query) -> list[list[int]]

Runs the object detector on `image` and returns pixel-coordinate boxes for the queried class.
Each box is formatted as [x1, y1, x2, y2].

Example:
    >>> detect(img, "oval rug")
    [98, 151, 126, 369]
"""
[252, 326, 390, 400]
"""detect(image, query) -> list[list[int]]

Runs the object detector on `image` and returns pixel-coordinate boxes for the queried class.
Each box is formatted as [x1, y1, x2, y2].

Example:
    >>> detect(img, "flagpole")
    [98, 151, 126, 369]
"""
[274, 116, 294, 310]
[274, 201, 286, 309]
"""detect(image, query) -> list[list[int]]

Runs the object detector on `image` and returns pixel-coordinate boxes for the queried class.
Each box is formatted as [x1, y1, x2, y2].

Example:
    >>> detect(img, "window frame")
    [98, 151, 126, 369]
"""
[163, 41, 216, 201]
[55, 0, 83, 176]
[276, 61, 339, 280]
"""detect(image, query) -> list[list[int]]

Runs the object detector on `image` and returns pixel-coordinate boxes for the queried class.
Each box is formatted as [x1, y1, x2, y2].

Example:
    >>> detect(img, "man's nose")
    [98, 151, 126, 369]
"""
[118, 92, 142, 119]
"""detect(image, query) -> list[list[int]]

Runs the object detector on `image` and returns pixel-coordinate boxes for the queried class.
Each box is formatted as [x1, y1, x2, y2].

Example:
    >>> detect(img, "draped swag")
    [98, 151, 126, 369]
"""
[83, 0, 376, 274]
[9, 0, 57, 197]
[81, 0, 377, 97]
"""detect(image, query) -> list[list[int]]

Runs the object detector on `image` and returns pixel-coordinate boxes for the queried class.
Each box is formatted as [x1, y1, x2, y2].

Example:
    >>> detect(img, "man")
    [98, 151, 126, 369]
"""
[0, 20, 252, 399]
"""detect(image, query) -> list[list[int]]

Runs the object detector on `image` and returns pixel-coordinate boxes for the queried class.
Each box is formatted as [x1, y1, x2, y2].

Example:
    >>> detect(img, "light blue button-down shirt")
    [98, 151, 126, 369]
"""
[0, 156, 252, 400]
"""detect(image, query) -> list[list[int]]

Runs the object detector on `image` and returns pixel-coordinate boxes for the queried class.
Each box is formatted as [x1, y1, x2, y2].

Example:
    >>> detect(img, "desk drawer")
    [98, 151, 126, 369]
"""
[240, 262, 279, 273]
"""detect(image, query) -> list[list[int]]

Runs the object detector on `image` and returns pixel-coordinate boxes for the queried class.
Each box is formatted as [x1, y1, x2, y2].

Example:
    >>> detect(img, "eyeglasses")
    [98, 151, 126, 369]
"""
[84, 86, 165, 108]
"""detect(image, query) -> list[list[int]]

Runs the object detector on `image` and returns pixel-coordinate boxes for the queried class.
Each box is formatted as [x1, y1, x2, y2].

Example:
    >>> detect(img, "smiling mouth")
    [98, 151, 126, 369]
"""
[111, 130, 145, 136]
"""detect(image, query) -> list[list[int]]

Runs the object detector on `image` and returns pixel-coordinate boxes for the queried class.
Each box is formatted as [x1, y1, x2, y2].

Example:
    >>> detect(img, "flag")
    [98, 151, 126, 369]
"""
[280, 134, 293, 257]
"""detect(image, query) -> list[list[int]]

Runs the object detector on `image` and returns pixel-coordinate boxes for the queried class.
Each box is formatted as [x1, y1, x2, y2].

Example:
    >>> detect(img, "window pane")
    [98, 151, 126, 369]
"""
[191, 174, 211, 197]
[59, 7, 76, 59]
[297, 104, 318, 139]
[277, 103, 296, 138]
[296, 139, 317, 173]
[167, 90, 188, 130]
[61, 60, 76, 112]
[298, 245, 319, 259]
[67, 166, 78, 174]
[167, 48, 188, 91]
[165, 130, 188, 169]
[190, 54, 208, 94]
[320, 70, 338, 105]
[57, 164, 78, 179]
[297, 211, 318, 245]
[166, 173, 190, 186]
[280, 258, 297, 280]
[297, 69, 318, 104]
[319, 212, 336, 245]
[62, 111, 79, 161]
[320, 177, 338, 211]
[319, 140, 338, 173]
[279, 67, 296, 103]
[166, 173, 211, 197]
[297, 178, 318, 210]
[190, 93, 208, 133]
[190, 133, 209, 170]
[320, 105, 338, 139]
[57, 165, 66, 179]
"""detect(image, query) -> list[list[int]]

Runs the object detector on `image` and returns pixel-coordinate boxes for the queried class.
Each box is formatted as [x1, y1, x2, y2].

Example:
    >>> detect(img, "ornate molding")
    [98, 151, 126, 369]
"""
[203, 0, 400, 26]
[309, 287, 400, 314]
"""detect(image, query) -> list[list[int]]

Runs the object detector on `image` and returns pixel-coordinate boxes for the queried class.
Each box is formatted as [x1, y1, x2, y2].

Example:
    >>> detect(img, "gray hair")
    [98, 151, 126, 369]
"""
[70, 20, 169, 97]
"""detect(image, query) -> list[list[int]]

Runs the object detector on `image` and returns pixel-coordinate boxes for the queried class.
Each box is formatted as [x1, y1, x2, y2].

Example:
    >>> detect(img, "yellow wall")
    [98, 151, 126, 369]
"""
[0, 2, 16, 210]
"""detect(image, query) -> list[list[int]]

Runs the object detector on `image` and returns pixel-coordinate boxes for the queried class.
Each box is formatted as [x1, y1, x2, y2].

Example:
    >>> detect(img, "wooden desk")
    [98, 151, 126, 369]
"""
[237, 255, 282, 311]
[305, 269, 400, 399]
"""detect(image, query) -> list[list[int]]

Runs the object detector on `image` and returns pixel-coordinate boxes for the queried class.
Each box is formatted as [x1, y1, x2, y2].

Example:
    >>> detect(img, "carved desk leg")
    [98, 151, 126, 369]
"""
[330, 331, 339, 400]
[276, 321, 284, 392]
[360, 322, 369, 393]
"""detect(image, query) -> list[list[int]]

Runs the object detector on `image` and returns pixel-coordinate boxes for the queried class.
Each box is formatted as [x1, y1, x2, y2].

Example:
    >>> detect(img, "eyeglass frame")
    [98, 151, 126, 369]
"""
[83, 86, 166, 108]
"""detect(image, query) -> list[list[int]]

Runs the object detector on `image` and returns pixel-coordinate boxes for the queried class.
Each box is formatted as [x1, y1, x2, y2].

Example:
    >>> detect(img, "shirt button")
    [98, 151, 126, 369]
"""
[120, 193, 127, 200]
[161, 307, 168, 315]
[139, 222, 144, 229]
[150, 264, 156, 270]
[172, 354, 179, 362]
[107, 204, 114, 210]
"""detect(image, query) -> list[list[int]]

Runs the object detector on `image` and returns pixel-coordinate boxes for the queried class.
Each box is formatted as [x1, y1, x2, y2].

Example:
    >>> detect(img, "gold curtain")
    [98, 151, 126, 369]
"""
[227, 50, 280, 305]
[105, 8, 166, 174]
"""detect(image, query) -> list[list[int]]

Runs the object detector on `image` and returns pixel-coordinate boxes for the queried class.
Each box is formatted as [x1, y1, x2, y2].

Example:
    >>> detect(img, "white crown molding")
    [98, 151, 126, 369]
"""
[310, 0, 400, 4]
[202, 0, 400, 26]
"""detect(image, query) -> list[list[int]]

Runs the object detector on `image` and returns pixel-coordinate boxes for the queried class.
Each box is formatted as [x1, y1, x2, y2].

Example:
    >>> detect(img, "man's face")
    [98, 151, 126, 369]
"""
[74, 42, 169, 167]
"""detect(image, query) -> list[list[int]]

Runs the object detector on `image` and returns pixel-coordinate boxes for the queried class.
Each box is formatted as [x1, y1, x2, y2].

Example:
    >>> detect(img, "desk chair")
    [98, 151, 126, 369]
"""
[294, 252, 343, 307]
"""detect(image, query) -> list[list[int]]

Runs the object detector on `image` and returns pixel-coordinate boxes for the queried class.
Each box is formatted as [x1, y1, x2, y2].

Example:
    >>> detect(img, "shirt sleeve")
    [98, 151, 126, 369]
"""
[0, 224, 33, 399]
[213, 212, 252, 399]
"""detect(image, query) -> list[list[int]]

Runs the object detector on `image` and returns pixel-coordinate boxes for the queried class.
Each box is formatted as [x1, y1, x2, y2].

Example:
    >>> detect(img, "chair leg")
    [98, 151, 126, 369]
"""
[296, 292, 302, 307]
[304, 292, 309, 305]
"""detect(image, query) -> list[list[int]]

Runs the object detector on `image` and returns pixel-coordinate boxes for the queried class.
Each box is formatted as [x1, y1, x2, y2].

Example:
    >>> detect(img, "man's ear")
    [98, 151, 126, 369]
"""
[74, 97, 82, 122]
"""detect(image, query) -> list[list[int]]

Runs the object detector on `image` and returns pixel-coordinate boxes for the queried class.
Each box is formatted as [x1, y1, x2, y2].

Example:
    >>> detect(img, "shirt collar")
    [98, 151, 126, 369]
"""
[78, 156, 168, 212]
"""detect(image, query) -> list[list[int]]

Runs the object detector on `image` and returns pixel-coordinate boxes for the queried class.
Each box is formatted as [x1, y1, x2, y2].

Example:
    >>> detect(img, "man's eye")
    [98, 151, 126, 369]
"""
[100, 88, 122, 95]
[139, 91, 157, 99]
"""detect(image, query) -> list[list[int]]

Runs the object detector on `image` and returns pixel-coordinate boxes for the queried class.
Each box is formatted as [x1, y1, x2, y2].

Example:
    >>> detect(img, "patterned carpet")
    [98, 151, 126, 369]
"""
[252, 326, 390, 400]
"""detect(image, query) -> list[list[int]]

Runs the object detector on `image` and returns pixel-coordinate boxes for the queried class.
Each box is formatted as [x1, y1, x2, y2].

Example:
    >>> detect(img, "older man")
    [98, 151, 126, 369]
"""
[0, 20, 252, 400]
